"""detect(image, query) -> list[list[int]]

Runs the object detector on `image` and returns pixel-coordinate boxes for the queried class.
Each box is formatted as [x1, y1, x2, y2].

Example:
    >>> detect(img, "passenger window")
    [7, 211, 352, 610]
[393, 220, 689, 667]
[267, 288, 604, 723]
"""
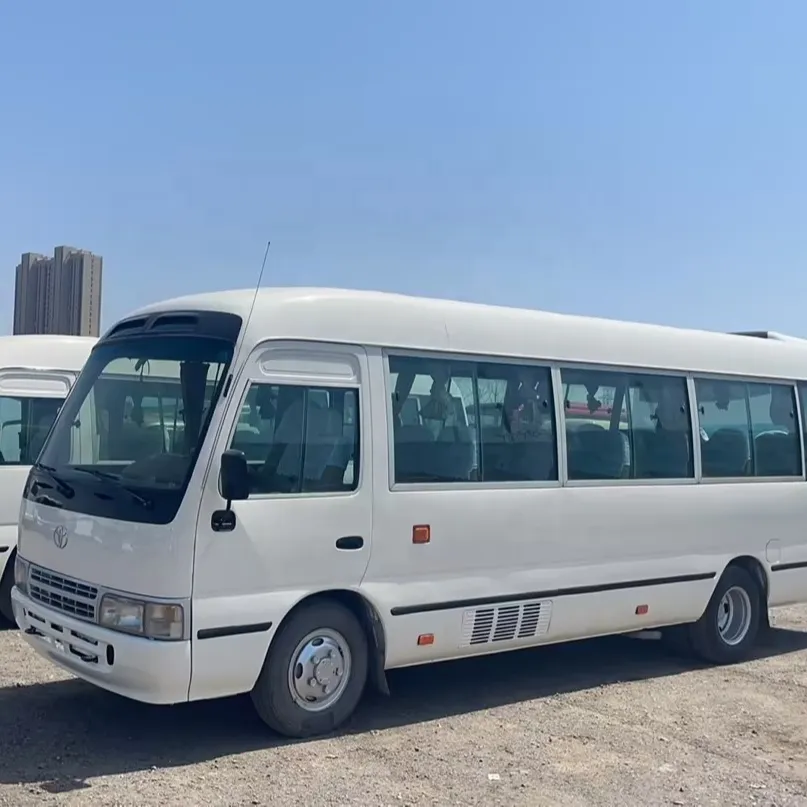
[562, 369, 628, 480]
[389, 355, 478, 483]
[229, 383, 359, 495]
[628, 375, 693, 479]
[388, 355, 557, 484]
[0, 396, 23, 463]
[748, 383, 801, 476]
[0, 395, 64, 465]
[694, 379, 801, 478]
[561, 369, 693, 480]
[477, 362, 557, 482]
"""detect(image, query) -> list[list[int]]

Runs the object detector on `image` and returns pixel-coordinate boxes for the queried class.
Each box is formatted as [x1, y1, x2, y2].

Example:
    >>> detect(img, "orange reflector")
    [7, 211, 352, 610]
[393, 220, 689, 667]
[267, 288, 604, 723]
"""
[635, 604, 649, 616]
[417, 634, 434, 646]
[412, 525, 431, 544]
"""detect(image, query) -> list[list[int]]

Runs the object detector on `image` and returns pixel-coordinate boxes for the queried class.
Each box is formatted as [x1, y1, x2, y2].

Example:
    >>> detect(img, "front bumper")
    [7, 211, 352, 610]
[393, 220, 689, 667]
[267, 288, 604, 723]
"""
[12, 587, 191, 704]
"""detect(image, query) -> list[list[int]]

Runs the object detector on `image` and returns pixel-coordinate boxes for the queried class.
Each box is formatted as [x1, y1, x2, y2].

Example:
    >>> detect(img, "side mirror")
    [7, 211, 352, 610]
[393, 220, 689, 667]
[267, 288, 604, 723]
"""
[220, 449, 249, 506]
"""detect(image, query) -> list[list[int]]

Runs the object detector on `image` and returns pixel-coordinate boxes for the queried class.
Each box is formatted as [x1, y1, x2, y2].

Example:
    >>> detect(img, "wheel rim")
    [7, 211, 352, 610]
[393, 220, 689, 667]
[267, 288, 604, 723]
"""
[717, 585, 753, 646]
[287, 628, 352, 712]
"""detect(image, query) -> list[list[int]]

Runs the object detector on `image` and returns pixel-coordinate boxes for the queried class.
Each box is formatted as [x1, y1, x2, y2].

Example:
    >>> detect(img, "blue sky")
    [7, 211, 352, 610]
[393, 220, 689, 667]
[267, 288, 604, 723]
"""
[2, 2, 806, 335]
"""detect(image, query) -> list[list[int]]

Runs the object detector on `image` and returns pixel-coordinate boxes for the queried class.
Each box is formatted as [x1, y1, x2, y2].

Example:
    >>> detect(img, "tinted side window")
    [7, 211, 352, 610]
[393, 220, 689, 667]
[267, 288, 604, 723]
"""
[389, 355, 478, 483]
[694, 380, 751, 477]
[477, 362, 556, 482]
[629, 374, 693, 479]
[695, 379, 801, 478]
[229, 383, 360, 495]
[0, 396, 64, 465]
[748, 382, 800, 477]
[388, 355, 557, 484]
[561, 368, 692, 480]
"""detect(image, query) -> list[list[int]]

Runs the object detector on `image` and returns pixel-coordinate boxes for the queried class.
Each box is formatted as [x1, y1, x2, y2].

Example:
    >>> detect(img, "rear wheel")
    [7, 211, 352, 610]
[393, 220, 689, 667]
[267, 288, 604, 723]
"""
[687, 565, 762, 664]
[0, 554, 15, 625]
[251, 599, 368, 738]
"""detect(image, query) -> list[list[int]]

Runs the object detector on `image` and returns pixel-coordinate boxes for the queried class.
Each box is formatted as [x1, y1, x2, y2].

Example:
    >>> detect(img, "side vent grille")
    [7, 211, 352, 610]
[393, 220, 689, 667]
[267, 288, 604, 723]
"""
[460, 599, 553, 647]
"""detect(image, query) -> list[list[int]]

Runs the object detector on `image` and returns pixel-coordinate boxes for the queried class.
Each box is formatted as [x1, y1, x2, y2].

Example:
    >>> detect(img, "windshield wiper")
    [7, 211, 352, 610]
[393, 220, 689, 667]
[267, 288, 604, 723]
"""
[72, 467, 119, 483]
[71, 467, 153, 509]
[33, 463, 75, 497]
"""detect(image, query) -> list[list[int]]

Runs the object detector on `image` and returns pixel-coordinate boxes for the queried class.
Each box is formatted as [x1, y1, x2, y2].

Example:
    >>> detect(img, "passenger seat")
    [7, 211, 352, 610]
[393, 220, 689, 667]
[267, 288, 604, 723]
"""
[701, 428, 750, 477]
[268, 397, 348, 491]
[393, 423, 435, 482]
[755, 388, 800, 476]
[568, 429, 629, 480]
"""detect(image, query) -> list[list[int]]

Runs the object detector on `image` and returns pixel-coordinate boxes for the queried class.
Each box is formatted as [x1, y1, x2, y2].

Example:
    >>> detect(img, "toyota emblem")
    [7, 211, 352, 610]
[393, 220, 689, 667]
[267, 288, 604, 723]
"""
[53, 525, 69, 549]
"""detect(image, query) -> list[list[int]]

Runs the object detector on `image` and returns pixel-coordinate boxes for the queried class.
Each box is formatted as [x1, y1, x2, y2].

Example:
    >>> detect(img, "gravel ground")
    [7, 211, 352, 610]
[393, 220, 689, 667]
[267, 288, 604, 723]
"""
[1, 608, 807, 807]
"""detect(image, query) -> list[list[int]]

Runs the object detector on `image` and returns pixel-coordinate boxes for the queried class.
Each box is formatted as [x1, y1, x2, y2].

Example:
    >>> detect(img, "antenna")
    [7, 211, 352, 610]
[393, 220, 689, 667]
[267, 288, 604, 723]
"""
[221, 240, 270, 399]
[245, 240, 271, 335]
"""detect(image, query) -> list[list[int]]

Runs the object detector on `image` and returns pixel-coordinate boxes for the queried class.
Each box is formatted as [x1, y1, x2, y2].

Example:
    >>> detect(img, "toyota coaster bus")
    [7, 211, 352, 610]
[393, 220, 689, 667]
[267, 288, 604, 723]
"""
[0, 335, 96, 624]
[11, 288, 807, 738]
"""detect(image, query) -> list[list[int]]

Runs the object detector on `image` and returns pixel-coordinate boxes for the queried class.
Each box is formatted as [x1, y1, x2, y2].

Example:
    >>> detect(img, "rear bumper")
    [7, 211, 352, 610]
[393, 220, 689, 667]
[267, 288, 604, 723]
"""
[12, 587, 191, 704]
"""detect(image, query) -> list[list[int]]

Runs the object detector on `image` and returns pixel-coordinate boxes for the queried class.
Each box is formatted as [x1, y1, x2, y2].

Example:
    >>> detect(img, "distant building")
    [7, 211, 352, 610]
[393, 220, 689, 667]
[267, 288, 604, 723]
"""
[13, 246, 103, 336]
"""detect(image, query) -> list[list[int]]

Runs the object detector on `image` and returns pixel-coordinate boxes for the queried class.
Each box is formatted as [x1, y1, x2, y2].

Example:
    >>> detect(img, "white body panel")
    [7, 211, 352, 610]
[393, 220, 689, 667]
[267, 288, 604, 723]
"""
[0, 336, 96, 586]
[188, 342, 374, 700]
[12, 288, 807, 706]
[17, 501, 197, 599]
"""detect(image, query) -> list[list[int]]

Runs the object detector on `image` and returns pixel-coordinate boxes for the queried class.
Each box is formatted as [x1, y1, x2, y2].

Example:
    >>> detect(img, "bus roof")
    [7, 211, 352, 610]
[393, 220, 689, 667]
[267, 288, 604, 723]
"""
[0, 335, 97, 373]
[123, 286, 807, 380]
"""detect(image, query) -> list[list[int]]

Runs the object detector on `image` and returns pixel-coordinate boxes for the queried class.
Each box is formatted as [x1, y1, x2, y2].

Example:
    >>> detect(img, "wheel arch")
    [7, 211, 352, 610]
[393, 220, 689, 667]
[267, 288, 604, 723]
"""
[712, 555, 770, 628]
[267, 588, 389, 696]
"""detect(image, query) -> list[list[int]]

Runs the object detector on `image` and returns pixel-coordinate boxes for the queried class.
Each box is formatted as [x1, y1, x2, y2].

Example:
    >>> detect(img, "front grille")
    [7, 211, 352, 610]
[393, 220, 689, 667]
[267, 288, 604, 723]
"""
[29, 566, 98, 622]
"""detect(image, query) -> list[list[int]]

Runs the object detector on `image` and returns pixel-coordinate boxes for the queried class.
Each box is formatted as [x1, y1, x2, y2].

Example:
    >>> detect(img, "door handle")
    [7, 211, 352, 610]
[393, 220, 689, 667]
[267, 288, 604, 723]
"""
[335, 535, 364, 550]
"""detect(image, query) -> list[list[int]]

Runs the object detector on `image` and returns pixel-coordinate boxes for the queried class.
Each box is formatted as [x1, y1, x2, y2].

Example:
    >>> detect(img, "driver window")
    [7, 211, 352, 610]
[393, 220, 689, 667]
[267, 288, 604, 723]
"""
[229, 383, 360, 496]
[0, 395, 64, 465]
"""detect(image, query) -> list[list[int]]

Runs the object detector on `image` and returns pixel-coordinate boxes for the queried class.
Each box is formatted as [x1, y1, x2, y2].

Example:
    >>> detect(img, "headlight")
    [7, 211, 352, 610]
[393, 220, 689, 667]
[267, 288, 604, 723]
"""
[14, 556, 29, 595]
[99, 594, 184, 640]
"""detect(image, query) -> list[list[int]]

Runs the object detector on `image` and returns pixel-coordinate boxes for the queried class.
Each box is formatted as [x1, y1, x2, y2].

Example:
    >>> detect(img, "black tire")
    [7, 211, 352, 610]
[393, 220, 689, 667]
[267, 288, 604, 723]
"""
[251, 599, 368, 738]
[0, 554, 15, 626]
[687, 565, 762, 664]
[660, 623, 693, 656]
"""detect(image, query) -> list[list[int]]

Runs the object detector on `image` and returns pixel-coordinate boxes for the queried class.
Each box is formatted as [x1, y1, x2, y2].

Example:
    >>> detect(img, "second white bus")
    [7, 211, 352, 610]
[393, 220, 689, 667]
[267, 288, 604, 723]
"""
[0, 335, 96, 624]
[10, 288, 807, 737]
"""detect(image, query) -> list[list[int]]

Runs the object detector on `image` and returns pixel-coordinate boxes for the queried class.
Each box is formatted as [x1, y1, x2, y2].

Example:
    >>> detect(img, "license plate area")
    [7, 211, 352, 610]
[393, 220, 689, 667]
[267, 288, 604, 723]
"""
[23, 608, 104, 666]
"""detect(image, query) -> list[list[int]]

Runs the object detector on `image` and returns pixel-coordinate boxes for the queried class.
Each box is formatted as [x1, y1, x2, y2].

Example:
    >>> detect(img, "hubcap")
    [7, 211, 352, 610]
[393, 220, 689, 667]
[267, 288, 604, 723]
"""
[288, 628, 352, 712]
[717, 585, 753, 646]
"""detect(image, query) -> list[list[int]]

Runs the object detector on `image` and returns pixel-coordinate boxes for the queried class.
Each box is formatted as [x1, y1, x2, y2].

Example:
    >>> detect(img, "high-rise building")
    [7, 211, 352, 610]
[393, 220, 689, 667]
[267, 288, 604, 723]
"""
[13, 246, 103, 336]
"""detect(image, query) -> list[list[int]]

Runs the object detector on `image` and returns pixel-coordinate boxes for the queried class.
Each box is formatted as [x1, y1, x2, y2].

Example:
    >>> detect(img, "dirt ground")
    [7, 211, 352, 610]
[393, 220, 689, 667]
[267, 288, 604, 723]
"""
[1, 607, 807, 807]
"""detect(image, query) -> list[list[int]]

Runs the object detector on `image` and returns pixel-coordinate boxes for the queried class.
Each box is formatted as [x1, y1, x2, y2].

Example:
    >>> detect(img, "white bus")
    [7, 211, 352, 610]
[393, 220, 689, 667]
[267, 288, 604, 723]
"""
[0, 335, 96, 623]
[10, 288, 807, 738]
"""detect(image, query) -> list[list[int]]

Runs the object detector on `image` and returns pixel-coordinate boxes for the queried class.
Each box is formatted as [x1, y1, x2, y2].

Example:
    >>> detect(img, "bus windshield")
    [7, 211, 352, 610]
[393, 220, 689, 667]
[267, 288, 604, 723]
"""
[29, 334, 234, 525]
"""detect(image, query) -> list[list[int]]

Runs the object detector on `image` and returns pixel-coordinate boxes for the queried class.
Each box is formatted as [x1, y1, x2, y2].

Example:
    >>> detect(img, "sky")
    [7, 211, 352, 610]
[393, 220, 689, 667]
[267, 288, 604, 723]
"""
[2, 1, 806, 336]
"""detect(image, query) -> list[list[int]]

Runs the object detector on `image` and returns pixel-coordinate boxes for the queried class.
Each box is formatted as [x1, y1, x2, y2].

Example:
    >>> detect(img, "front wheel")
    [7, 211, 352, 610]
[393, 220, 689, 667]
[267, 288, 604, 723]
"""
[687, 565, 762, 664]
[251, 599, 368, 738]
